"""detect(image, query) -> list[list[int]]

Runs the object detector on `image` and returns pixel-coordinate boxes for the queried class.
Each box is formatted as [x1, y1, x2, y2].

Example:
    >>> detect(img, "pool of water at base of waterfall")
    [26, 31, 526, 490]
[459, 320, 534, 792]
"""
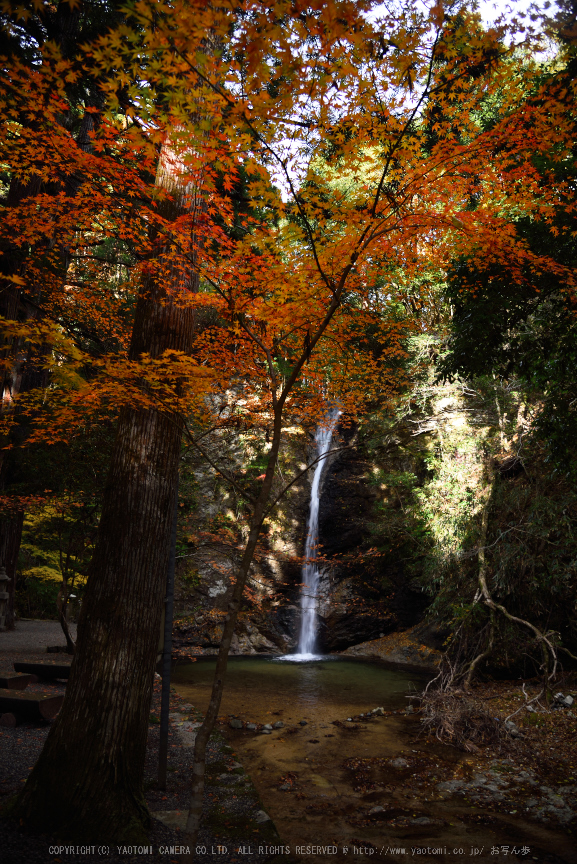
[171, 654, 428, 722]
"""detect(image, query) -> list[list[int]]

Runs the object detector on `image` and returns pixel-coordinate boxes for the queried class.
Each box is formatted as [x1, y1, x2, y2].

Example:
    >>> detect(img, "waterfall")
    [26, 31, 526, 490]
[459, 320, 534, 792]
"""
[296, 410, 339, 658]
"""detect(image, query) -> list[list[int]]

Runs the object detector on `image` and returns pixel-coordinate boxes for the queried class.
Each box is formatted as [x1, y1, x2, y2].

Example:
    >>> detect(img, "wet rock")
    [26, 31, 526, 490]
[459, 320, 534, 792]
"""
[487, 771, 509, 787]
[246, 722, 257, 731]
[471, 774, 488, 786]
[229, 718, 243, 729]
[372, 707, 385, 716]
[437, 780, 464, 794]
[278, 784, 291, 791]
[321, 608, 394, 652]
[263, 724, 273, 731]
[342, 623, 442, 671]
[368, 806, 385, 815]
[299, 720, 308, 726]
[514, 770, 537, 786]
[273, 721, 284, 729]
[410, 817, 434, 825]
[390, 757, 409, 769]
[262, 729, 271, 734]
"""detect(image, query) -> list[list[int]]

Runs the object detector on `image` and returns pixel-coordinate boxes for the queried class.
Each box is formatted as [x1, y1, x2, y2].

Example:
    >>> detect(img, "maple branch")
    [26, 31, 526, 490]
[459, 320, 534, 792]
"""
[236, 318, 278, 406]
[137, 20, 333, 295]
[369, 28, 442, 223]
[181, 421, 256, 507]
[262, 444, 351, 520]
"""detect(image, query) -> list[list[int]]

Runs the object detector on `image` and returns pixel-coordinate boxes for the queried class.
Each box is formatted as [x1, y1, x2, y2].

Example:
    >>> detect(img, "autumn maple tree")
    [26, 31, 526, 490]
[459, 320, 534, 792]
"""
[1, 0, 575, 847]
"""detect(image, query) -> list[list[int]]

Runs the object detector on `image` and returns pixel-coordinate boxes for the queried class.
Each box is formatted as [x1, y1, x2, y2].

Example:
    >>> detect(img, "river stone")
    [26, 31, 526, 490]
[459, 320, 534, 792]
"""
[299, 720, 308, 726]
[273, 721, 284, 728]
[372, 707, 385, 716]
[504, 720, 521, 737]
[254, 810, 271, 823]
[178, 721, 201, 747]
[310, 774, 334, 790]
[368, 806, 385, 815]
[390, 757, 409, 769]
[246, 722, 257, 730]
[437, 780, 464, 794]
[514, 770, 537, 785]
[262, 729, 271, 734]
[229, 718, 243, 729]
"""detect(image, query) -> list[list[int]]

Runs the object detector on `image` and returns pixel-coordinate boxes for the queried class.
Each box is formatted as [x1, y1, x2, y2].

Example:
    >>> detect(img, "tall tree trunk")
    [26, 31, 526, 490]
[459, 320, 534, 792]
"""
[11, 148, 199, 843]
[0, 511, 23, 629]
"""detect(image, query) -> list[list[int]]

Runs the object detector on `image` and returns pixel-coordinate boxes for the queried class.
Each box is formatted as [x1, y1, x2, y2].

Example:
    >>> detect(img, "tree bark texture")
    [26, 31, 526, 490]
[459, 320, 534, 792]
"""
[0, 511, 23, 629]
[12, 147, 199, 843]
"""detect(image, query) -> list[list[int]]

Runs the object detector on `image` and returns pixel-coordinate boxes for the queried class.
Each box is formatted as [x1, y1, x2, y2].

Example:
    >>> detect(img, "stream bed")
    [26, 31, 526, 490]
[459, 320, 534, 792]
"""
[171, 657, 577, 864]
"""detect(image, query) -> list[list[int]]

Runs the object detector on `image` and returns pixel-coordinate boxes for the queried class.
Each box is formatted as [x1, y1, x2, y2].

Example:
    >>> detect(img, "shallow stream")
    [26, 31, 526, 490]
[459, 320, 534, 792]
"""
[171, 656, 576, 864]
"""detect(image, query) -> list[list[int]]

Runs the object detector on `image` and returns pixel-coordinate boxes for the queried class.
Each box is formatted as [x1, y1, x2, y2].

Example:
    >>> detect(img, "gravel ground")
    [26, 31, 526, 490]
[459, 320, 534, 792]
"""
[0, 619, 77, 654]
[0, 623, 282, 864]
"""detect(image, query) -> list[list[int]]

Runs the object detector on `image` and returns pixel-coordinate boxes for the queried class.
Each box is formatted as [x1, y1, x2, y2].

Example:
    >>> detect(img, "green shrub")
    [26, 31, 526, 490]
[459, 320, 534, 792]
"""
[15, 567, 62, 620]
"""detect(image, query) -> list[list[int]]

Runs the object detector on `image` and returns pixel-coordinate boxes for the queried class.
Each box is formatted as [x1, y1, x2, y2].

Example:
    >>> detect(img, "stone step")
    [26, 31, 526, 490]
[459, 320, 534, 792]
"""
[14, 661, 71, 680]
[0, 671, 35, 690]
[0, 688, 64, 721]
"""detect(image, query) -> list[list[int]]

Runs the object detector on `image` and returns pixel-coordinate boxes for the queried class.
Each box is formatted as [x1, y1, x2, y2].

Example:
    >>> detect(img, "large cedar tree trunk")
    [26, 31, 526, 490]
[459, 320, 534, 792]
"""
[12, 150, 199, 842]
[0, 511, 23, 629]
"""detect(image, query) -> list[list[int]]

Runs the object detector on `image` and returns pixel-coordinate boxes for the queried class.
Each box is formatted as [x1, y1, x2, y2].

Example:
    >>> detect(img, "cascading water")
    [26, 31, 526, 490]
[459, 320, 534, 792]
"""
[295, 410, 339, 659]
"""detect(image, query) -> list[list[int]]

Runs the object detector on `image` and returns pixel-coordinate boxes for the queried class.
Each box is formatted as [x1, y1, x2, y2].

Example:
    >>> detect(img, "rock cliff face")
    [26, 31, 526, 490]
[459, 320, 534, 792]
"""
[173, 424, 311, 654]
[173, 416, 433, 657]
[312, 424, 430, 652]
